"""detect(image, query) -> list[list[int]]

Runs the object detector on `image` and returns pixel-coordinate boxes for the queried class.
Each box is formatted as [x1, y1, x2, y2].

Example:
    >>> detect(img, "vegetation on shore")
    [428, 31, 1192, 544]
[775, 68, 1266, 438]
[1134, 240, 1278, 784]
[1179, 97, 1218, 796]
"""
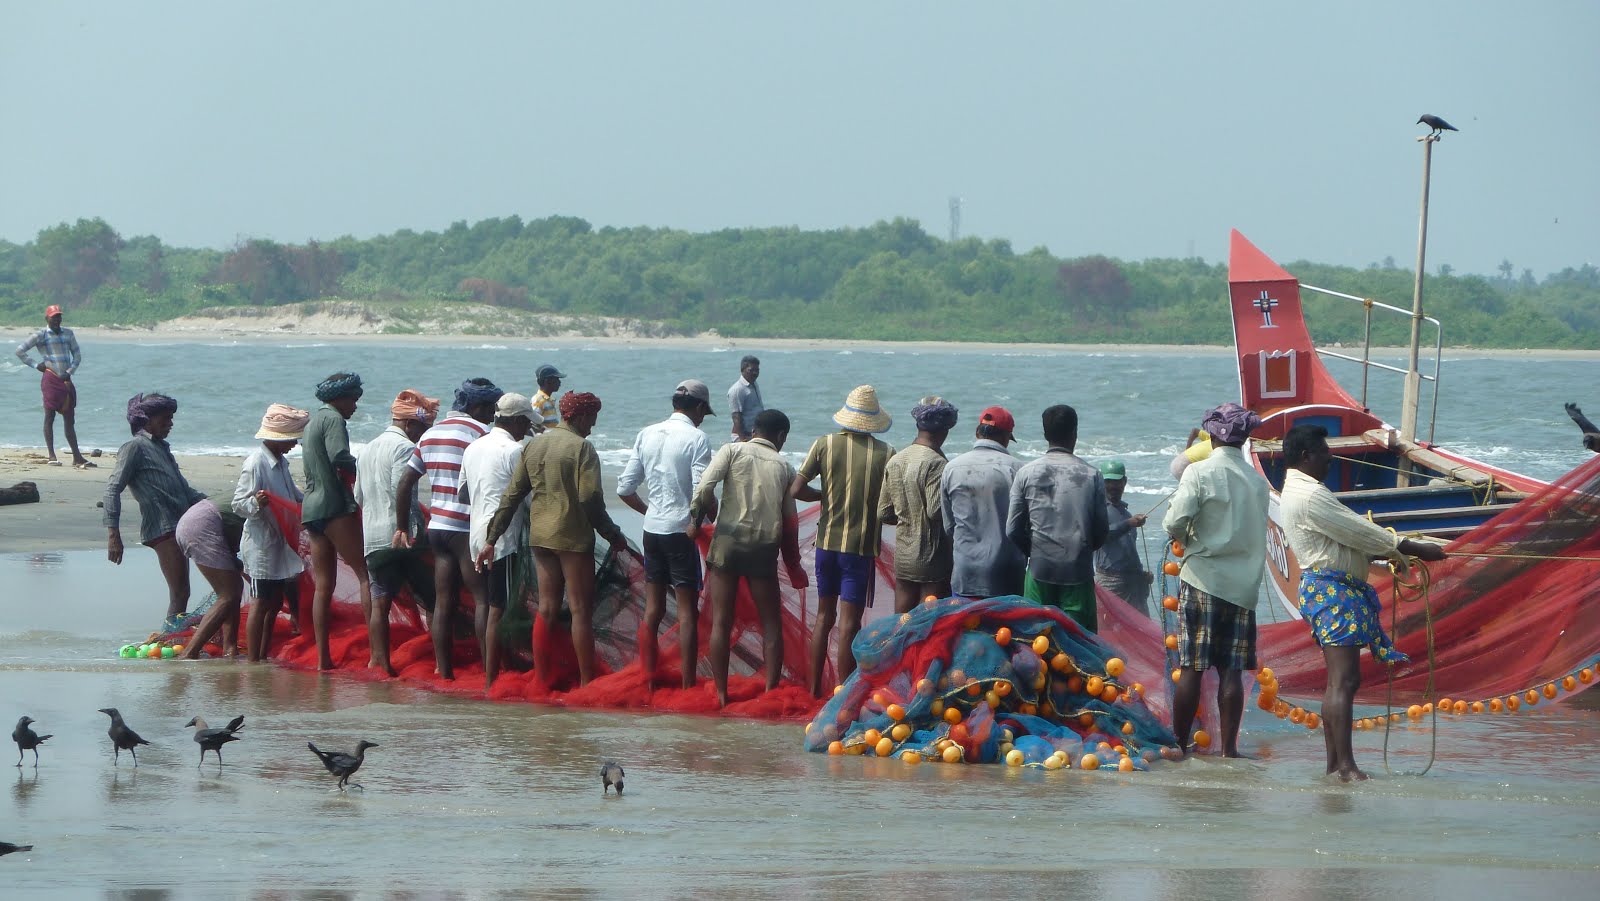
[2, 215, 1596, 347]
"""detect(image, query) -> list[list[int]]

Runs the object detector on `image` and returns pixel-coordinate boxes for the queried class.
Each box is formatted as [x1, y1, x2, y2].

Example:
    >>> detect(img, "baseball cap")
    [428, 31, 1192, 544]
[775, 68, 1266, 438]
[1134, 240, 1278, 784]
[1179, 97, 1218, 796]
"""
[979, 406, 1015, 433]
[45, 305, 62, 318]
[674, 379, 716, 415]
[495, 392, 536, 419]
[535, 364, 566, 381]
[1098, 459, 1127, 480]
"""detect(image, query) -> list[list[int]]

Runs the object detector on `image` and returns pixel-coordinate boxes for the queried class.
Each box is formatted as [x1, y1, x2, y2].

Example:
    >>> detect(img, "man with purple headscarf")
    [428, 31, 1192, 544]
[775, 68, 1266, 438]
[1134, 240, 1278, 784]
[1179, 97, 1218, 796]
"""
[1160, 401, 1269, 757]
[879, 396, 957, 612]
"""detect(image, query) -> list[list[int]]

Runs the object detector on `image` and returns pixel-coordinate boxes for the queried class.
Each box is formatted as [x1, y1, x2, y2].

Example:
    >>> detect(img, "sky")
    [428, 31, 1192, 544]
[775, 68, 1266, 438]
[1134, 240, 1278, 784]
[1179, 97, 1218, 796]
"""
[2, 2, 1596, 277]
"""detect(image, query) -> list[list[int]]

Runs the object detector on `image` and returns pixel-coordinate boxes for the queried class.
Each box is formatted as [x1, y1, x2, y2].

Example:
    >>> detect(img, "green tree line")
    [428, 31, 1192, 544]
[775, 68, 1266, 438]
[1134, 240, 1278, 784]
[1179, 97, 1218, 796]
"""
[2, 215, 1596, 348]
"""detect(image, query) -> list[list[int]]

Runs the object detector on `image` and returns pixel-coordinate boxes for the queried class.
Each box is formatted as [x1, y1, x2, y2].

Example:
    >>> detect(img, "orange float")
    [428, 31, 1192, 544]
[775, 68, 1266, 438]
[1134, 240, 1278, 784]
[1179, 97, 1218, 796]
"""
[886, 703, 906, 721]
[1162, 595, 1179, 612]
[1305, 712, 1321, 729]
[1562, 675, 1577, 691]
[1192, 730, 1211, 749]
[1104, 657, 1126, 678]
[827, 741, 844, 755]
[1524, 689, 1540, 706]
[1162, 561, 1181, 576]
[1169, 541, 1185, 558]
[1086, 676, 1105, 696]
[994, 626, 1012, 646]
[1101, 685, 1120, 704]
[1080, 754, 1101, 770]
[1164, 634, 1179, 650]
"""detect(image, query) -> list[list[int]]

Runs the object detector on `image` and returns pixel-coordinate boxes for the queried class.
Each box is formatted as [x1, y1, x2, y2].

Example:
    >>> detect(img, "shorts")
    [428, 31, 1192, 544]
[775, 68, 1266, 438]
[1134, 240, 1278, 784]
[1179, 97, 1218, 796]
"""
[1176, 581, 1257, 672]
[303, 518, 330, 536]
[815, 548, 875, 607]
[1298, 568, 1409, 664]
[175, 501, 239, 571]
[482, 553, 521, 610]
[706, 535, 779, 579]
[144, 532, 175, 549]
[366, 545, 437, 609]
[642, 531, 702, 589]
[1024, 572, 1097, 632]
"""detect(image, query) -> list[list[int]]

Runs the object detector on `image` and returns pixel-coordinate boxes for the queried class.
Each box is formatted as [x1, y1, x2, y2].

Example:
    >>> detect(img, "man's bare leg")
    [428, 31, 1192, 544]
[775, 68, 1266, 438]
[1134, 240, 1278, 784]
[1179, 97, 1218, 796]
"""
[1216, 668, 1245, 757]
[640, 579, 667, 683]
[707, 567, 739, 707]
[430, 535, 462, 681]
[152, 538, 191, 621]
[560, 551, 598, 686]
[183, 563, 244, 659]
[836, 599, 864, 685]
[748, 574, 783, 692]
[893, 581, 923, 615]
[42, 409, 57, 462]
[1172, 667, 1202, 751]
[530, 548, 566, 689]
[807, 595, 839, 697]
[1322, 646, 1366, 781]
[308, 533, 338, 670]
[673, 583, 699, 689]
[60, 390, 87, 464]
[247, 581, 283, 662]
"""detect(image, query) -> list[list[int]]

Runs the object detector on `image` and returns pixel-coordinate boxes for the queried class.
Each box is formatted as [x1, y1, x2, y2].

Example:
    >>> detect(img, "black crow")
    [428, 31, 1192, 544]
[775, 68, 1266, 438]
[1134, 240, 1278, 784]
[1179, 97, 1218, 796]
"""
[186, 715, 245, 765]
[1565, 403, 1600, 453]
[0, 841, 33, 857]
[308, 740, 377, 790]
[12, 717, 50, 767]
[1417, 114, 1458, 136]
[601, 760, 625, 796]
[98, 708, 150, 766]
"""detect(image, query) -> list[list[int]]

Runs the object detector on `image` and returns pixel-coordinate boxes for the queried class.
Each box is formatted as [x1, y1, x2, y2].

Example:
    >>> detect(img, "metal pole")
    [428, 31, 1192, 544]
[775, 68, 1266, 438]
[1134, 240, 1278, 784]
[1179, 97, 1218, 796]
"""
[1397, 134, 1436, 485]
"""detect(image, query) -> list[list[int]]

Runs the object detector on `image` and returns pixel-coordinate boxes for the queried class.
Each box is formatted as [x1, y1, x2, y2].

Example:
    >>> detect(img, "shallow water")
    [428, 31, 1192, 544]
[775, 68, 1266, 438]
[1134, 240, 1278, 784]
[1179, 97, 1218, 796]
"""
[2, 552, 1597, 898]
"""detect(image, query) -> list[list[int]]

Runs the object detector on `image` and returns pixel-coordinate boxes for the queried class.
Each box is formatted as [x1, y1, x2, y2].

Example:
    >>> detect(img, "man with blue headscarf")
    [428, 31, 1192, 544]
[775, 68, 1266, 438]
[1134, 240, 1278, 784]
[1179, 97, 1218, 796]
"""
[879, 396, 958, 613]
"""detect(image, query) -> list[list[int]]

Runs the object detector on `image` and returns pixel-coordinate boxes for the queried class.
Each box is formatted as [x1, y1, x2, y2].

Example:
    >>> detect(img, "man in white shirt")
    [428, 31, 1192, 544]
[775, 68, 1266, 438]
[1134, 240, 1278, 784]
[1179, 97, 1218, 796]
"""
[460, 393, 536, 691]
[1162, 402, 1269, 757]
[618, 379, 714, 688]
[1280, 423, 1445, 781]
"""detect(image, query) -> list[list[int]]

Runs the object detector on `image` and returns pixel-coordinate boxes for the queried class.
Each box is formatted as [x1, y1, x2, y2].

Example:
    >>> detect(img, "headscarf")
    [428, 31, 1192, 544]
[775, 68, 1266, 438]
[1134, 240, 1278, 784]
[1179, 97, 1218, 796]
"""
[126, 393, 178, 435]
[911, 396, 959, 433]
[256, 403, 311, 440]
[558, 390, 602, 421]
[391, 389, 441, 425]
[454, 378, 504, 412]
[1201, 402, 1262, 446]
[315, 372, 364, 403]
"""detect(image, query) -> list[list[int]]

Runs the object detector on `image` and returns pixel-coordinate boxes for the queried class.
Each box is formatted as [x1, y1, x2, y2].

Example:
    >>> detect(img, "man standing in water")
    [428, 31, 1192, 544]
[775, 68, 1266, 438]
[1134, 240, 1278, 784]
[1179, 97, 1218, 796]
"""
[941, 407, 1026, 599]
[15, 305, 91, 469]
[1161, 404, 1268, 757]
[1007, 405, 1108, 629]
[879, 397, 957, 611]
[617, 379, 715, 688]
[460, 392, 536, 691]
[1093, 460, 1153, 616]
[1280, 423, 1445, 781]
[726, 355, 763, 443]
[301, 372, 374, 672]
[104, 393, 206, 622]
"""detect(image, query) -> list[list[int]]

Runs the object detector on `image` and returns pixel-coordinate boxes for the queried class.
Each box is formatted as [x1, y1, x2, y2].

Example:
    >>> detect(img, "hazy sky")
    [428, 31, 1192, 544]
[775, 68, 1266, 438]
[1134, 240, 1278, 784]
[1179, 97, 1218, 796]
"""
[3, 2, 1596, 276]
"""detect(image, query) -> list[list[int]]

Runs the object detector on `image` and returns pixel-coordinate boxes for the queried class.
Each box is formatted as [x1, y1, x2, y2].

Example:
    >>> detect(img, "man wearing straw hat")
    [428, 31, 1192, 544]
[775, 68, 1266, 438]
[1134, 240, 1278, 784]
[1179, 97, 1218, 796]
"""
[792, 385, 895, 695]
[232, 403, 310, 661]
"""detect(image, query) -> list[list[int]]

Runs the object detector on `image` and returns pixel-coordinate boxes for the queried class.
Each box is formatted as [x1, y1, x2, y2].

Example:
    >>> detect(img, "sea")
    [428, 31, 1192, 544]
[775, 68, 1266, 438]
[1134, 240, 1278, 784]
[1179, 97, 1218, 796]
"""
[1, 338, 1596, 898]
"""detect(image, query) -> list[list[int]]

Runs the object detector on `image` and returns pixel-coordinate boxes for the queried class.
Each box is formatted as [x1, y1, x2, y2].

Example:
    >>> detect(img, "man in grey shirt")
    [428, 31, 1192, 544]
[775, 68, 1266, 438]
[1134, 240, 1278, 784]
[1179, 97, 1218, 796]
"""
[1007, 404, 1109, 630]
[726, 355, 763, 442]
[1093, 459, 1153, 617]
[939, 406, 1026, 598]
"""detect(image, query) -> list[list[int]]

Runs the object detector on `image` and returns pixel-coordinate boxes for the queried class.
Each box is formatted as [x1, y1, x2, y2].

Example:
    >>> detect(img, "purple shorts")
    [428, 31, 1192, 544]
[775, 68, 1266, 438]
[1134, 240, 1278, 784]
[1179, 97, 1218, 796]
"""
[815, 548, 876, 607]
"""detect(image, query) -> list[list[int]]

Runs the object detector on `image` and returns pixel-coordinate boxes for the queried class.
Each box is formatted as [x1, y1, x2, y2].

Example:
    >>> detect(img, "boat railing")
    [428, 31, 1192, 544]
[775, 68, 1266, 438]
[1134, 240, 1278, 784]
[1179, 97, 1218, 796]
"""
[1302, 282, 1443, 443]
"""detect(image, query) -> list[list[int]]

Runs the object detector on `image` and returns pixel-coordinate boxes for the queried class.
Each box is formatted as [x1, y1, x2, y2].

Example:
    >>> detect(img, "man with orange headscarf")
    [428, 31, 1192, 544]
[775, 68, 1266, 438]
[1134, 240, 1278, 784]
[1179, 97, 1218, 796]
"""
[480, 391, 626, 688]
[354, 388, 440, 676]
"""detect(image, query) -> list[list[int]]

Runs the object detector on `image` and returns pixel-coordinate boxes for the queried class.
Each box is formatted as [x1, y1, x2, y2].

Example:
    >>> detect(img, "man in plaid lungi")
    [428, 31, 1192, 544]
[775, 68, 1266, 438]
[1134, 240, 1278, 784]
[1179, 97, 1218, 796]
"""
[1161, 403, 1269, 756]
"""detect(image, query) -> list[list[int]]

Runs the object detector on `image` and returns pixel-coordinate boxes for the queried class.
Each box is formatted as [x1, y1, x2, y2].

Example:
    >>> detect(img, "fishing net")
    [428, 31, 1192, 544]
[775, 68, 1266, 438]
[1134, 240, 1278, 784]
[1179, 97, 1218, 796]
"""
[1257, 452, 1600, 706]
[802, 595, 1181, 768]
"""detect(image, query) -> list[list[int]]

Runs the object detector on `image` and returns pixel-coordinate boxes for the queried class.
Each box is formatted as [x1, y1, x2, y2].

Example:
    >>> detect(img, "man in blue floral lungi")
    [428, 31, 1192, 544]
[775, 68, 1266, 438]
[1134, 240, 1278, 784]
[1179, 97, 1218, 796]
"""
[1280, 424, 1446, 782]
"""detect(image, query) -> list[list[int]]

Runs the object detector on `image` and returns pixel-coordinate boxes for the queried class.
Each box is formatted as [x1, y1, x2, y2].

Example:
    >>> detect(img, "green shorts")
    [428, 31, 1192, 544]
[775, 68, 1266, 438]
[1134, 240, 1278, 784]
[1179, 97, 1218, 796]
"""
[1024, 572, 1097, 633]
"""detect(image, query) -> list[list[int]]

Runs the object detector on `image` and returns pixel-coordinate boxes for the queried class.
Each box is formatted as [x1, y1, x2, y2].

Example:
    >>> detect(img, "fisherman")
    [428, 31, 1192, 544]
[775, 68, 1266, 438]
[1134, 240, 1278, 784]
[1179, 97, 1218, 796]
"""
[479, 391, 628, 688]
[940, 406, 1026, 599]
[879, 397, 958, 611]
[726, 355, 763, 443]
[1160, 403, 1269, 756]
[398, 378, 503, 681]
[617, 380, 715, 688]
[793, 385, 895, 695]
[104, 392, 207, 622]
[530, 363, 565, 434]
[14, 304, 91, 469]
[301, 372, 373, 672]
[692, 409, 809, 707]
[1093, 459, 1154, 617]
[233, 403, 309, 661]
[1007, 405, 1109, 630]
[355, 388, 440, 676]
[460, 392, 536, 690]
[1279, 423, 1445, 781]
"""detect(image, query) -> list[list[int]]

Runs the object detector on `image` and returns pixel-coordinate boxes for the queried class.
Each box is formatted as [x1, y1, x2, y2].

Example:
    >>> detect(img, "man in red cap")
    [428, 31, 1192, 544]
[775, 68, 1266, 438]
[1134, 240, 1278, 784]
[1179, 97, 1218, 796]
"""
[15, 305, 90, 468]
[939, 406, 1026, 599]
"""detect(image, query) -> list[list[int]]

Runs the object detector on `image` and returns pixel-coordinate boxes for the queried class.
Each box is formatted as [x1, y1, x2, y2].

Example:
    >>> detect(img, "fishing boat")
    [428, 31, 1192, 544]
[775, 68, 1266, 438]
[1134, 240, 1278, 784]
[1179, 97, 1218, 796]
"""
[1228, 230, 1600, 705]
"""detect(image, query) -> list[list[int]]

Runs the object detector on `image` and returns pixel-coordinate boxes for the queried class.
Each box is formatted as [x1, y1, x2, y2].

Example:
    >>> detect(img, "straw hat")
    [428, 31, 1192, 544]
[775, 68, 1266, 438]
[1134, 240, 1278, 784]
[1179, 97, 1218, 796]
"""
[832, 385, 893, 434]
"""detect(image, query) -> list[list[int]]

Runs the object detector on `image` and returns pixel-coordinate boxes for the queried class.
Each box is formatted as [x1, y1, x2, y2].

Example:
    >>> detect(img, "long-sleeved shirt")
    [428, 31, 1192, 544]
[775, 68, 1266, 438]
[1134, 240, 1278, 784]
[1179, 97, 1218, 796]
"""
[1162, 444, 1269, 608]
[300, 405, 358, 523]
[354, 425, 423, 557]
[489, 422, 618, 554]
[878, 443, 951, 582]
[102, 431, 206, 543]
[15, 326, 81, 378]
[1007, 448, 1109, 586]
[232, 446, 305, 580]
[616, 412, 712, 535]
[1279, 466, 1402, 578]
[940, 439, 1026, 598]
[797, 430, 893, 558]
[460, 426, 528, 561]
[692, 437, 797, 553]
[1094, 498, 1144, 575]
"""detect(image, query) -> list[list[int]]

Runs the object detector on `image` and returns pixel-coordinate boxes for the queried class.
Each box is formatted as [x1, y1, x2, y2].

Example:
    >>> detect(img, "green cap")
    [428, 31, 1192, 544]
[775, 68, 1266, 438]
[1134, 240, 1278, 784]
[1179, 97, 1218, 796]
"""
[1098, 459, 1127, 480]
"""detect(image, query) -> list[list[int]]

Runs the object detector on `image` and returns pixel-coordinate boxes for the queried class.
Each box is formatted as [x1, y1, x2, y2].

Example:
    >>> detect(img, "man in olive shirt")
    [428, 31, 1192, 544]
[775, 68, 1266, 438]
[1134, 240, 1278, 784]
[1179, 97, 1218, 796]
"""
[791, 385, 894, 695]
[879, 397, 957, 612]
[479, 391, 625, 688]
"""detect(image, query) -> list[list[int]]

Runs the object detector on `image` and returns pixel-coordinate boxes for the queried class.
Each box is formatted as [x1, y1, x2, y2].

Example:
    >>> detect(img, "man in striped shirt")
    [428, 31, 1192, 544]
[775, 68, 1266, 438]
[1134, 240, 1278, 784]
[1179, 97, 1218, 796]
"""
[14, 305, 90, 468]
[395, 377, 503, 681]
[791, 385, 895, 695]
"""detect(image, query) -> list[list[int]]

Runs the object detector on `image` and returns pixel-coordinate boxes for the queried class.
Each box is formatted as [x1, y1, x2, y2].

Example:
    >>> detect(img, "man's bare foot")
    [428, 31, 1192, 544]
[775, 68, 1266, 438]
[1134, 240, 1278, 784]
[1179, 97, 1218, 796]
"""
[1341, 766, 1369, 781]
[319, 659, 336, 671]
